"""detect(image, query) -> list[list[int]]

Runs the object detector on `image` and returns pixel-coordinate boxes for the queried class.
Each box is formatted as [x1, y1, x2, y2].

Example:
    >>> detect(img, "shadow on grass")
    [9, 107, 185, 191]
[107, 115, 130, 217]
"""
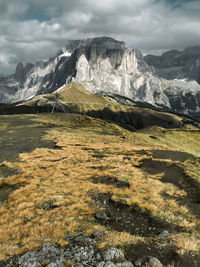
[140, 158, 200, 219]
[91, 193, 185, 237]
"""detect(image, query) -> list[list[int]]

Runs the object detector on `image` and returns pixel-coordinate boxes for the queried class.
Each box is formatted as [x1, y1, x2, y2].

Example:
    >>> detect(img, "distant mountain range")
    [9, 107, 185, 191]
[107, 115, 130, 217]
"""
[0, 37, 200, 120]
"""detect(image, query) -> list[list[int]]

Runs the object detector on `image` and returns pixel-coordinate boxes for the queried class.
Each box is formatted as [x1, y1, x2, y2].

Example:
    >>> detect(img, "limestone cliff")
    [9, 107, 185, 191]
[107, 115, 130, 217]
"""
[0, 37, 200, 120]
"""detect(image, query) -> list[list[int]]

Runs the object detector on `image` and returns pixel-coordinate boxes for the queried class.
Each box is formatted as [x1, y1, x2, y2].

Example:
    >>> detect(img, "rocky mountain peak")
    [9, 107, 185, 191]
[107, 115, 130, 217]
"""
[73, 37, 138, 96]
[84, 36, 126, 50]
[183, 46, 200, 54]
[24, 63, 35, 74]
[144, 46, 200, 85]
[14, 62, 34, 84]
[15, 62, 24, 83]
[1, 37, 200, 121]
[60, 37, 125, 58]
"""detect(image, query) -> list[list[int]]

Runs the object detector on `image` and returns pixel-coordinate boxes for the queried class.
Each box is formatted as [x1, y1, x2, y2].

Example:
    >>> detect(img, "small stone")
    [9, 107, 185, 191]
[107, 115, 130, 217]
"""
[148, 256, 163, 267]
[104, 261, 116, 267]
[46, 263, 58, 267]
[156, 230, 170, 238]
[74, 236, 87, 243]
[41, 259, 51, 266]
[134, 260, 142, 267]
[95, 212, 110, 221]
[96, 253, 102, 261]
[42, 200, 56, 211]
[116, 261, 133, 267]
[91, 230, 105, 238]
[103, 248, 124, 261]
[97, 262, 106, 267]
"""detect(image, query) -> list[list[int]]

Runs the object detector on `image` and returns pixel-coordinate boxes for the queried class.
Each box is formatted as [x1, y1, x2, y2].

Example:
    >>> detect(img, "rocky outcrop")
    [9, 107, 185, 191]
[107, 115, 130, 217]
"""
[2, 238, 134, 267]
[144, 46, 200, 83]
[15, 63, 25, 83]
[0, 37, 200, 120]
[14, 62, 35, 84]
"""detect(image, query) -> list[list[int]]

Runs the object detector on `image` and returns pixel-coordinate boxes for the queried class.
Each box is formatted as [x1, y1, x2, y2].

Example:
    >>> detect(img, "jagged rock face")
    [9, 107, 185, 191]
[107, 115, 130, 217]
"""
[73, 38, 170, 107]
[0, 37, 200, 120]
[15, 63, 25, 83]
[75, 46, 138, 93]
[0, 74, 20, 103]
[15, 62, 35, 84]
[144, 47, 200, 83]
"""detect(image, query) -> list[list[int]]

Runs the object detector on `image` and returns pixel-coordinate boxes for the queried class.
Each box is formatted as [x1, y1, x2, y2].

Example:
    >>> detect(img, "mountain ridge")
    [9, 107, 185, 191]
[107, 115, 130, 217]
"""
[0, 36, 200, 120]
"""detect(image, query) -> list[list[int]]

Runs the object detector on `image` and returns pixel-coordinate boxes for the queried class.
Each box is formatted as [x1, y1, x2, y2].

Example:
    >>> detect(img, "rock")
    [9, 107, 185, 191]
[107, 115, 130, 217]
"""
[97, 262, 106, 267]
[4, 240, 134, 267]
[18, 251, 41, 267]
[42, 200, 57, 210]
[91, 230, 105, 238]
[41, 242, 63, 256]
[64, 244, 95, 264]
[134, 260, 142, 266]
[17, 243, 65, 267]
[103, 248, 124, 261]
[104, 261, 116, 267]
[24, 63, 34, 74]
[94, 211, 110, 221]
[100, 262, 133, 267]
[147, 256, 163, 267]
[96, 253, 102, 261]
[46, 256, 66, 267]
[145, 46, 200, 84]
[15, 62, 24, 83]
[156, 230, 170, 238]
[46, 263, 61, 267]
[73, 235, 95, 244]
[116, 261, 133, 267]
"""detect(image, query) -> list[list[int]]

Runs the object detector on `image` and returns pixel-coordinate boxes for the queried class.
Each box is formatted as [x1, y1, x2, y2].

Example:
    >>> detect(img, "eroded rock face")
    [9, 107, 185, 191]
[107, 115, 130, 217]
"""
[0, 37, 200, 120]
[73, 38, 171, 108]
[144, 46, 200, 83]
[15, 63, 24, 83]
[75, 46, 138, 96]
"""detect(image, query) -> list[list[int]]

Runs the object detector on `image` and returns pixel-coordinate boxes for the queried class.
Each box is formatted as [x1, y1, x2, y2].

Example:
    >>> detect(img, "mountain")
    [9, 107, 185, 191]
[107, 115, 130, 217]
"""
[144, 47, 200, 120]
[0, 37, 200, 120]
[144, 47, 200, 83]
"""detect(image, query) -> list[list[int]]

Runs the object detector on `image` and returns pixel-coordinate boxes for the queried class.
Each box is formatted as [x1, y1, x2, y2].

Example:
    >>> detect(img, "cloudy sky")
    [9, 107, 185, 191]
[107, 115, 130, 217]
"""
[0, 0, 200, 74]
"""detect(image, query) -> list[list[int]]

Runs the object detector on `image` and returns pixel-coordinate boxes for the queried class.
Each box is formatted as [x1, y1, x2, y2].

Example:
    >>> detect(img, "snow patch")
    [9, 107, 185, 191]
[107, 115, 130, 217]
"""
[58, 51, 71, 60]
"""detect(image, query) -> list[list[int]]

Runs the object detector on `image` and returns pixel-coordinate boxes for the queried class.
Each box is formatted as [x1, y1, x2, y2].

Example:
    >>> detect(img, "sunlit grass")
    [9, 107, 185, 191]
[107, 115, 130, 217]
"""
[0, 113, 200, 260]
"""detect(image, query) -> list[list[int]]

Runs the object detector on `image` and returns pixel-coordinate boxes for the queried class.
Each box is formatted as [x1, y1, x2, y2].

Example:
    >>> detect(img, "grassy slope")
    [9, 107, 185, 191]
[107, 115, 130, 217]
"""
[24, 82, 112, 105]
[23, 82, 184, 131]
[0, 113, 200, 263]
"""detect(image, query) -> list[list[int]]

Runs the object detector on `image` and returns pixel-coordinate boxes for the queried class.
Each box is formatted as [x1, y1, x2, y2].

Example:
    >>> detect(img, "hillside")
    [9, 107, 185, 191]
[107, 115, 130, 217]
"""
[24, 82, 112, 105]
[0, 110, 200, 266]
[22, 82, 197, 132]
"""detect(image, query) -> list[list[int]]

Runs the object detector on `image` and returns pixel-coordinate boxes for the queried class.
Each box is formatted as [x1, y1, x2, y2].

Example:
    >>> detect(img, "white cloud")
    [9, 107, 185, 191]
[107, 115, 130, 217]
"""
[0, 0, 200, 74]
[62, 11, 92, 27]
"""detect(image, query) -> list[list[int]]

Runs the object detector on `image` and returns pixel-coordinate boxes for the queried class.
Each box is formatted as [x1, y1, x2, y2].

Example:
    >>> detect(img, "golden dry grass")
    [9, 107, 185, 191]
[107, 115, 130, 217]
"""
[0, 113, 200, 260]
[172, 233, 200, 253]
[23, 82, 113, 106]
